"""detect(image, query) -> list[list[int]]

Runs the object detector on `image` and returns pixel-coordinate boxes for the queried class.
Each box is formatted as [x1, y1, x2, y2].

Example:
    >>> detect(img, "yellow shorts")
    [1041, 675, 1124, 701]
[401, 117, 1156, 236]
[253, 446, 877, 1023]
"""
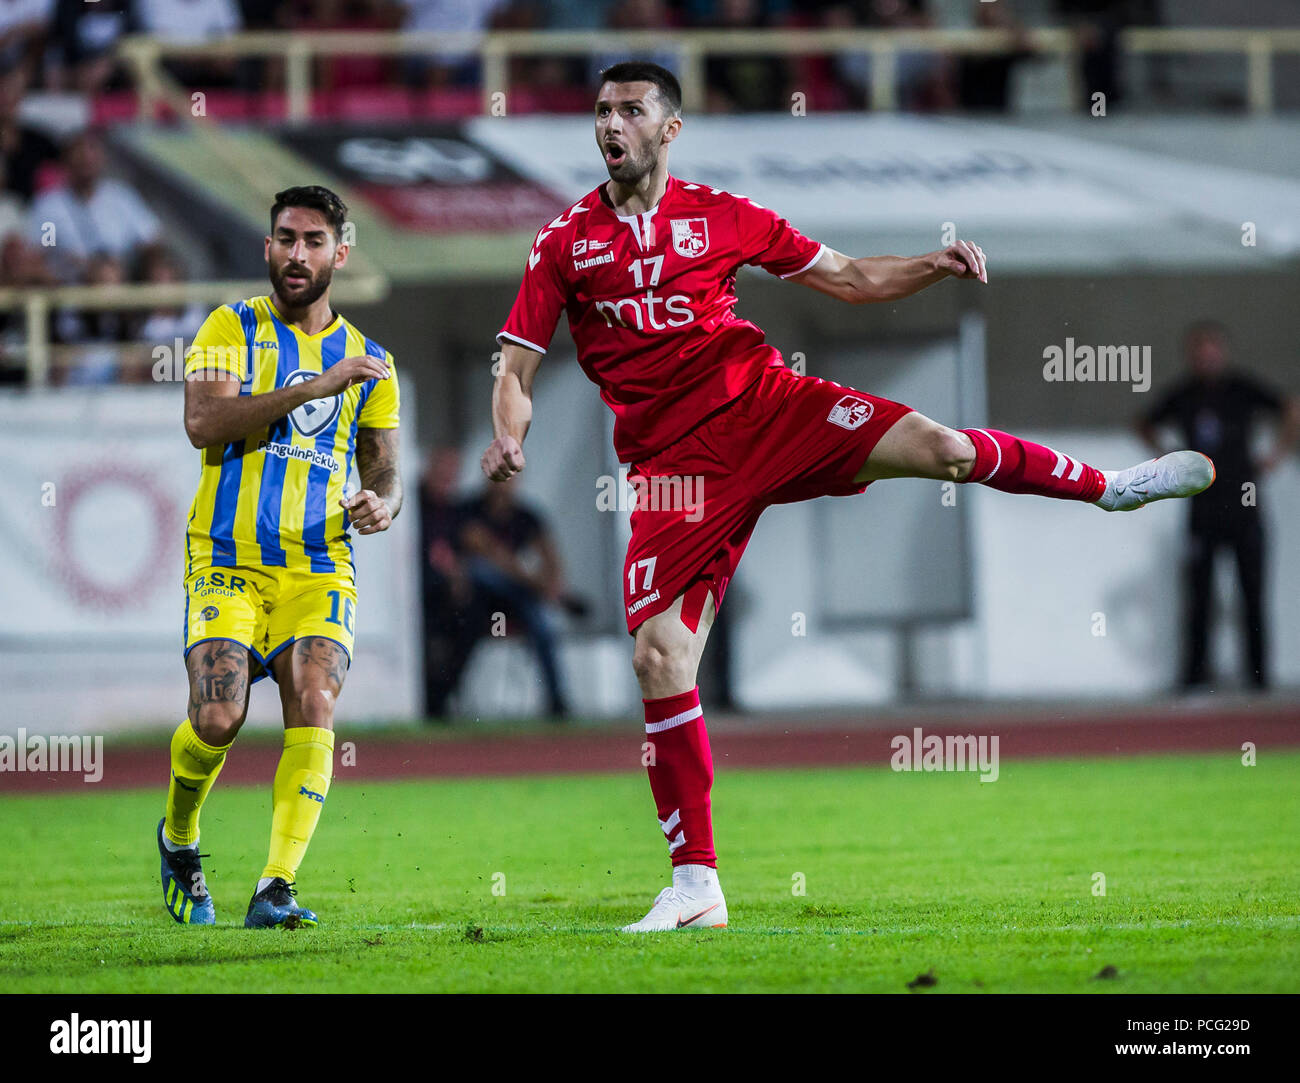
[183, 564, 356, 682]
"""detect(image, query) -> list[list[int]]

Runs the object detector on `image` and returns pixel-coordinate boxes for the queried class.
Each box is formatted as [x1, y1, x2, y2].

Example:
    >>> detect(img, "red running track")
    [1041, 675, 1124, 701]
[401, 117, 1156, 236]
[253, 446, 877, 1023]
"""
[1, 703, 1296, 793]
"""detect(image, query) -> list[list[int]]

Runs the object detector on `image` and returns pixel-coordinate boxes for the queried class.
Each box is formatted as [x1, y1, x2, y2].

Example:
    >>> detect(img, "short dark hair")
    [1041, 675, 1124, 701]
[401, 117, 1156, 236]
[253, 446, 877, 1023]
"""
[597, 61, 682, 117]
[270, 185, 348, 243]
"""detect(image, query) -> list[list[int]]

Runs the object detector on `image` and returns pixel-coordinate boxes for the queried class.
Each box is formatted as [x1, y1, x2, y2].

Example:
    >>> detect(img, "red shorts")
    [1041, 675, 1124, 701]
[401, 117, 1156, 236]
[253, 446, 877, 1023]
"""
[622, 364, 913, 634]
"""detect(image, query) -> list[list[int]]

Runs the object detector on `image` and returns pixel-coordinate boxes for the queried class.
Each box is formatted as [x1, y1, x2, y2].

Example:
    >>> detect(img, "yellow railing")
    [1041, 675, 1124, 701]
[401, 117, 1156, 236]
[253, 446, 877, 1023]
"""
[114, 26, 1300, 118]
[0, 277, 388, 387]
[9, 25, 1297, 386]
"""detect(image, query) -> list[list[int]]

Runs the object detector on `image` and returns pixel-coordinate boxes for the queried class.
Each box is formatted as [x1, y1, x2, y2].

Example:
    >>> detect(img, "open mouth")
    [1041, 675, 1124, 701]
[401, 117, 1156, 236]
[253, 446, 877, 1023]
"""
[604, 142, 627, 166]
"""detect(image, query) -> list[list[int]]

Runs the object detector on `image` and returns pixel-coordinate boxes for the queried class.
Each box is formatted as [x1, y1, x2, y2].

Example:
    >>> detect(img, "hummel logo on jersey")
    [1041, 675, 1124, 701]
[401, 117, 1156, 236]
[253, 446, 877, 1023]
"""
[671, 218, 709, 258]
[827, 395, 874, 431]
[575, 251, 616, 271]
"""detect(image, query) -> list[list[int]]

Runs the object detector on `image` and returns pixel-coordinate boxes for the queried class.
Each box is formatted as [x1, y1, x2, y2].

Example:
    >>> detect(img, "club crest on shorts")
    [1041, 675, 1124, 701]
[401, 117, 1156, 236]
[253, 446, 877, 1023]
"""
[827, 395, 874, 431]
[671, 218, 709, 258]
[200, 606, 219, 621]
[285, 369, 342, 437]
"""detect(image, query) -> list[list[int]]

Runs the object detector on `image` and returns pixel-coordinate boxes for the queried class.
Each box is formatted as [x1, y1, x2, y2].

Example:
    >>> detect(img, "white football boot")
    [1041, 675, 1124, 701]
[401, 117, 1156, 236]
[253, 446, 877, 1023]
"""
[1095, 451, 1215, 512]
[621, 865, 728, 932]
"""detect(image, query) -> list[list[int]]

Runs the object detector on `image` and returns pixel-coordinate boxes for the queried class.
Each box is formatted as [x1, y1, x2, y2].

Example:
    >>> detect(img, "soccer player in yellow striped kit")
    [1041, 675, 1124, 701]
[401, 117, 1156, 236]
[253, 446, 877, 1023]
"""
[158, 185, 402, 928]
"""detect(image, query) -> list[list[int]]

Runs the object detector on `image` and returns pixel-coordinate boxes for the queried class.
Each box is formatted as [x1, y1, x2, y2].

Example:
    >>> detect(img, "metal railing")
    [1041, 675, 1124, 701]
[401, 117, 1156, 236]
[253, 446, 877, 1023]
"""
[0, 276, 388, 387]
[114, 26, 1300, 118]
[8, 25, 1298, 385]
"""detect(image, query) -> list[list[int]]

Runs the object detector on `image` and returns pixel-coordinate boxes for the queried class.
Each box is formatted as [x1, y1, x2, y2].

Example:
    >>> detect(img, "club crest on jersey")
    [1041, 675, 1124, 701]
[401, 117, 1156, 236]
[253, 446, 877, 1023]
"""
[284, 369, 342, 437]
[827, 395, 874, 431]
[671, 218, 709, 259]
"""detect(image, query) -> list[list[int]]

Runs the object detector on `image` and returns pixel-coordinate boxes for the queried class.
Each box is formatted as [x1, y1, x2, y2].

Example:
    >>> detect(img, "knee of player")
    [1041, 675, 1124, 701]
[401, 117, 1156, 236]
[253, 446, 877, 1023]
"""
[936, 427, 974, 480]
[632, 638, 687, 688]
[190, 700, 245, 745]
[295, 687, 337, 727]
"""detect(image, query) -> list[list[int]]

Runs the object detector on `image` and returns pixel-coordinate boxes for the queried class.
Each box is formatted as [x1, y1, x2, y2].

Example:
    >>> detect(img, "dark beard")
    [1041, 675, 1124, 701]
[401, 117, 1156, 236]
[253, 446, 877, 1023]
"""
[607, 146, 657, 185]
[270, 263, 331, 308]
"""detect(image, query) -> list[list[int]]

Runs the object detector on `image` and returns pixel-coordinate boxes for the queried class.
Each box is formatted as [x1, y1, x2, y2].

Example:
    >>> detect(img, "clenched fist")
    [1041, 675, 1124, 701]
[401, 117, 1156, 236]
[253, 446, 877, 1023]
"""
[340, 489, 393, 534]
[935, 240, 988, 284]
[481, 435, 526, 481]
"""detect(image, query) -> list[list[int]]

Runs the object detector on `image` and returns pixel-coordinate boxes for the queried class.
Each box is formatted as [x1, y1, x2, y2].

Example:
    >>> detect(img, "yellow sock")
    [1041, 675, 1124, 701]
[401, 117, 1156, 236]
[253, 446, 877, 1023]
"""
[262, 726, 334, 883]
[164, 719, 231, 846]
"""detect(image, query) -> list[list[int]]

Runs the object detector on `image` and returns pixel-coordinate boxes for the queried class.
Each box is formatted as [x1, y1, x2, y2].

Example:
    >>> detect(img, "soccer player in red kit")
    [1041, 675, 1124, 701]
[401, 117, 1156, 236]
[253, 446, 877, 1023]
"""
[482, 61, 1215, 931]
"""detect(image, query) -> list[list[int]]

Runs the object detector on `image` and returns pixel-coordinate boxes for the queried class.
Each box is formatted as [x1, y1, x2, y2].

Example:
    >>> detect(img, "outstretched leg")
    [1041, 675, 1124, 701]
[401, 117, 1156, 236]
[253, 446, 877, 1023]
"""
[622, 586, 728, 932]
[855, 411, 1214, 510]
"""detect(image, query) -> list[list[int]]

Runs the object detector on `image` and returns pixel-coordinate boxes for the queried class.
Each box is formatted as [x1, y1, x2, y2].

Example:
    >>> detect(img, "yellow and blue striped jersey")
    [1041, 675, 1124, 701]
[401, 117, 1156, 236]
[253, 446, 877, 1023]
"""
[182, 295, 400, 578]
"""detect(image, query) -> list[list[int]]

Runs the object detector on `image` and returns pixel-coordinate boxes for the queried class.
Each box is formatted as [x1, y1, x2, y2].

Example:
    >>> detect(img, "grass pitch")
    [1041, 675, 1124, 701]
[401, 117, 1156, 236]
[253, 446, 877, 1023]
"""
[1, 749, 1296, 993]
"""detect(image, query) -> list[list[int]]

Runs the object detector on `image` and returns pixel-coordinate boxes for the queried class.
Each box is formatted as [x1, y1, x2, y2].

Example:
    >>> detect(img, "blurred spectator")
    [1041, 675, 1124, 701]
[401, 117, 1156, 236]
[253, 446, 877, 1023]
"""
[132, 0, 244, 88]
[0, 156, 23, 241]
[957, 0, 1035, 113]
[132, 246, 204, 344]
[131, 0, 242, 41]
[26, 129, 162, 283]
[1056, 0, 1159, 111]
[47, 0, 134, 94]
[0, 0, 52, 84]
[237, 0, 286, 28]
[591, 0, 680, 89]
[418, 446, 477, 720]
[0, 228, 56, 384]
[831, 0, 955, 111]
[400, 0, 506, 89]
[53, 251, 130, 384]
[286, 0, 403, 91]
[694, 0, 786, 113]
[459, 475, 575, 719]
[1138, 322, 1300, 692]
[0, 60, 60, 200]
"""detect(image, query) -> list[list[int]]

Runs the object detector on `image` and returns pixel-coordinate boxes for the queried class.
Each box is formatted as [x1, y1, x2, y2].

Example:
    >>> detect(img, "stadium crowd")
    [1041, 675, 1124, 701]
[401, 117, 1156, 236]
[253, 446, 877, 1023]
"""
[0, 1, 1160, 109]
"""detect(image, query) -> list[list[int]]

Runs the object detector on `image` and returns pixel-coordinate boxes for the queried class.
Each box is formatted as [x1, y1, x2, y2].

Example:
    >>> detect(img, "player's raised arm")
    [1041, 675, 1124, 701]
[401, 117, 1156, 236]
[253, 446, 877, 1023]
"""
[482, 341, 543, 481]
[183, 353, 390, 449]
[788, 242, 988, 305]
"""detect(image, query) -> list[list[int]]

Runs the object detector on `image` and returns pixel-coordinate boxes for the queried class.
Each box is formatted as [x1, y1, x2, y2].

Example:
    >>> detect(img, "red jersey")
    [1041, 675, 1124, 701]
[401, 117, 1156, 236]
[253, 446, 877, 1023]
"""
[497, 174, 825, 463]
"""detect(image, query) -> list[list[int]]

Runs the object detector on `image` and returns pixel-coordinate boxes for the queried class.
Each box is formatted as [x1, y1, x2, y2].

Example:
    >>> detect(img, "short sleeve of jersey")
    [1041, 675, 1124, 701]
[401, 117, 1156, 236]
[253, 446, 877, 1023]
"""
[733, 196, 825, 279]
[497, 230, 568, 355]
[183, 305, 247, 379]
[358, 352, 400, 428]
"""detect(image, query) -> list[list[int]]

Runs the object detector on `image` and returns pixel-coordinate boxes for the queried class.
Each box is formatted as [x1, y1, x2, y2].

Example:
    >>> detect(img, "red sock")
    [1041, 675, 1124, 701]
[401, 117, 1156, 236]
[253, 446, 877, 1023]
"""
[643, 687, 716, 868]
[960, 428, 1106, 502]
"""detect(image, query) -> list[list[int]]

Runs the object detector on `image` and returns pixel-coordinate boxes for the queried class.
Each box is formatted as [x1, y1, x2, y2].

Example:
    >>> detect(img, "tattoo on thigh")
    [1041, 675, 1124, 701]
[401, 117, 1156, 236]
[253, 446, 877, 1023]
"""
[295, 637, 349, 693]
[187, 641, 249, 711]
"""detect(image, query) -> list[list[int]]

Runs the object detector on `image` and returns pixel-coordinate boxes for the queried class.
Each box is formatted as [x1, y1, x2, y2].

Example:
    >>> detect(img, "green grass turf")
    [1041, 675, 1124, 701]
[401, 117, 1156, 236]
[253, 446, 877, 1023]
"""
[1, 750, 1297, 993]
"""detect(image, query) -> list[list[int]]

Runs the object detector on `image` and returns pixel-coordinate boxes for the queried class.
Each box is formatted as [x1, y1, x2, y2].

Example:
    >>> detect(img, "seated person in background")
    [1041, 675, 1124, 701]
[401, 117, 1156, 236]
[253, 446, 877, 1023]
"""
[130, 0, 244, 87]
[53, 251, 131, 385]
[0, 0, 53, 83]
[26, 129, 163, 283]
[133, 246, 205, 342]
[459, 474, 575, 719]
[0, 59, 60, 201]
[47, 0, 135, 94]
[0, 228, 56, 383]
[418, 446, 476, 720]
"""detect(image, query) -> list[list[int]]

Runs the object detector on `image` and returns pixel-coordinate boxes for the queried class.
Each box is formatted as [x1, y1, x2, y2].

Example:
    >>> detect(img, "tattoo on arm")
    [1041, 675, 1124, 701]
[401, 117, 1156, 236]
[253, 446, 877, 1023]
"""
[356, 427, 403, 518]
[187, 641, 250, 713]
[295, 637, 349, 695]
